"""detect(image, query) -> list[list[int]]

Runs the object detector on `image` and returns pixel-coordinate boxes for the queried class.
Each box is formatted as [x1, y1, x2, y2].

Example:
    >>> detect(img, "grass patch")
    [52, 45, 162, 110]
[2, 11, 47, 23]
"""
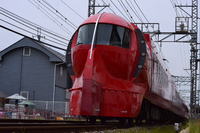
[104, 119, 200, 133]
[189, 120, 200, 133]
[150, 125, 176, 133]
[104, 125, 176, 133]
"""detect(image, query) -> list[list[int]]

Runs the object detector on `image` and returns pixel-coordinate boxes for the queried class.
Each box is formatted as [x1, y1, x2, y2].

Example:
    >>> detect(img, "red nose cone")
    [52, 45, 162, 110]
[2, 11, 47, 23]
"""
[81, 13, 131, 29]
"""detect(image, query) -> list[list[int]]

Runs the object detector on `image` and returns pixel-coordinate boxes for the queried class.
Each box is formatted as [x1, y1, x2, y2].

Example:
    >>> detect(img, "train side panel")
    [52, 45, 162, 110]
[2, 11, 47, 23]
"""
[144, 37, 188, 118]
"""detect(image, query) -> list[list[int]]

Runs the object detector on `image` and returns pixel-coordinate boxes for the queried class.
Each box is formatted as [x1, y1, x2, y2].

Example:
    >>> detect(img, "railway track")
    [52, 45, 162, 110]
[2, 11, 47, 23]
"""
[0, 119, 177, 133]
[0, 119, 119, 133]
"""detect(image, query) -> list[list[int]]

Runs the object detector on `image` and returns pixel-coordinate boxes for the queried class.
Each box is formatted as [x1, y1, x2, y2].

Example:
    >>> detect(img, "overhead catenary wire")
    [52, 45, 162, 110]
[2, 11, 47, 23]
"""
[174, 0, 180, 5]
[118, 0, 135, 22]
[175, 0, 185, 17]
[29, 0, 72, 36]
[36, 0, 76, 30]
[124, 0, 143, 23]
[170, 0, 186, 17]
[126, 0, 144, 22]
[132, 0, 150, 23]
[170, 0, 181, 16]
[101, 0, 116, 15]
[109, 0, 130, 21]
[121, 0, 153, 32]
[39, 0, 77, 30]
[60, 0, 85, 20]
[41, 0, 77, 29]
[112, 0, 153, 34]
[130, 0, 154, 31]
[108, 0, 151, 31]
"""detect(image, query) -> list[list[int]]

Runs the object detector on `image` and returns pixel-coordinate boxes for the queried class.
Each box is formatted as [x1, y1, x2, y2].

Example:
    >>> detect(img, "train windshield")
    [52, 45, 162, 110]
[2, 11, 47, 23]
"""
[77, 24, 130, 48]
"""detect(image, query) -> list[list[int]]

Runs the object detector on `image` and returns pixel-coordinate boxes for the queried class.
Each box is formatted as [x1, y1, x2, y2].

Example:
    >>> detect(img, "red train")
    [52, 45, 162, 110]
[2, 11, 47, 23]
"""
[66, 13, 188, 124]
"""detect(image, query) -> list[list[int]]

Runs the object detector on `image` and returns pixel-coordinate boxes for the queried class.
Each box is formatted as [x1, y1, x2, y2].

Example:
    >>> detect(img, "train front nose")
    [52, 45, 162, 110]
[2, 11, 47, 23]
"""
[70, 45, 134, 116]
[69, 23, 136, 117]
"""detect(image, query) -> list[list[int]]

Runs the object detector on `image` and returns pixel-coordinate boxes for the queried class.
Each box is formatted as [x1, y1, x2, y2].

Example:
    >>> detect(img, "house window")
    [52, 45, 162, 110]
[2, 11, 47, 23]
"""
[23, 47, 31, 56]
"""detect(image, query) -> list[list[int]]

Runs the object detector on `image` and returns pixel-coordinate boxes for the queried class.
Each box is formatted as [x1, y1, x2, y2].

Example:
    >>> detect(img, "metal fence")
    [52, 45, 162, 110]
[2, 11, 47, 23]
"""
[0, 100, 70, 120]
[31, 100, 69, 114]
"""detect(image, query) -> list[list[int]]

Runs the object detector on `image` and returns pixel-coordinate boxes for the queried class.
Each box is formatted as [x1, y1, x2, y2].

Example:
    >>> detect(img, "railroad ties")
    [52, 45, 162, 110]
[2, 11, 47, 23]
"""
[0, 119, 118, 133]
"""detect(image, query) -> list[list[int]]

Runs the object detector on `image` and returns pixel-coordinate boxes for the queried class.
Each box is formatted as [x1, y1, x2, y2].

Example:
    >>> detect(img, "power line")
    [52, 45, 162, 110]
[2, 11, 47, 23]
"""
[170, 0, 181, 16]
[60, 0, 85, 20]
[170, 0, 186, 17]
[127, 0, 144, 22]
[121, 0, 153, 32]
[109, 0, 130, 21]
[129, 0, 158, 33]
[29, 0, 72, 35]
[0, 11, 68, 45]
[0, 25, 66, 51]
[0, 7, 69, 41]
[124, 0, 143, 23]
[101, 0, 116, 15]
[132, 0, 150, 23]
[118, 0, 134, 22]
[0, 18, 37, 37]
[36, 0, 73, 29]
[39, 0, 77, 30]
[0, 8, 69, 47]
[0, 19, 67, 47]
[35, 0, 76, 30]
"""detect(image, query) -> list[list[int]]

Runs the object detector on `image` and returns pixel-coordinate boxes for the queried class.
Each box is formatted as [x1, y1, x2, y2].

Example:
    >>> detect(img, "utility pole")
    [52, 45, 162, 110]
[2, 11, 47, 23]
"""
[175, 0, 200, 118]
[32, 27, 44, 41]
[190, 0, 199, 118]
[88, 0, 109, 17]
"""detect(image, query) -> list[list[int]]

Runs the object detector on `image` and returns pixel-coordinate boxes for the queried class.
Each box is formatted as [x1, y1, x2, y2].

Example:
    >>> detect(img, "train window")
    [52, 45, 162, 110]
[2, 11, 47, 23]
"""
[77, 23, 130, 48]
[122, 29, 130, 48]
[77, 24, 94, 44]
[96, 24, 113, 45]
[110, 25, 124, 47]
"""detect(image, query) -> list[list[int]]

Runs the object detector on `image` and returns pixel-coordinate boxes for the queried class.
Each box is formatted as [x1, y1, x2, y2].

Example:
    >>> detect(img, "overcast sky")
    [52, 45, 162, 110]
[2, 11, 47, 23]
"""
[0, 0, 198, 79]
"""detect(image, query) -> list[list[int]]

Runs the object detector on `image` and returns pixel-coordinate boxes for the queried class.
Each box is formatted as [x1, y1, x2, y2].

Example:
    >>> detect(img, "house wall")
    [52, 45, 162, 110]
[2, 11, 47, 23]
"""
[0, 46, 66, 102]
[20, 47, 55, 101]
[55, 64, 67, 89]
[0, 48, 22, 95]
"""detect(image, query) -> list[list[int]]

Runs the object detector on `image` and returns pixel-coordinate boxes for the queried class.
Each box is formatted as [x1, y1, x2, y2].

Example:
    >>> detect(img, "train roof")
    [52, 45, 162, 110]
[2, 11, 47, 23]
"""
[81, 13, 131, 29]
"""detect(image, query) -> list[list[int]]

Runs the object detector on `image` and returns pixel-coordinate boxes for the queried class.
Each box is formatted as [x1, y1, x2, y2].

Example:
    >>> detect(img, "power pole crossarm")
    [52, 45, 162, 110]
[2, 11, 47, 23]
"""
[88, 0, 95, 17]
[88, 0, 109, 17]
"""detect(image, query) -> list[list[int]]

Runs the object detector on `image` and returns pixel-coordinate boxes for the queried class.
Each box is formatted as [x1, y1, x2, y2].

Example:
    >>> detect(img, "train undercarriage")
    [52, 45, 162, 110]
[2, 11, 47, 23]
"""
[85, 99, 187, 126]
